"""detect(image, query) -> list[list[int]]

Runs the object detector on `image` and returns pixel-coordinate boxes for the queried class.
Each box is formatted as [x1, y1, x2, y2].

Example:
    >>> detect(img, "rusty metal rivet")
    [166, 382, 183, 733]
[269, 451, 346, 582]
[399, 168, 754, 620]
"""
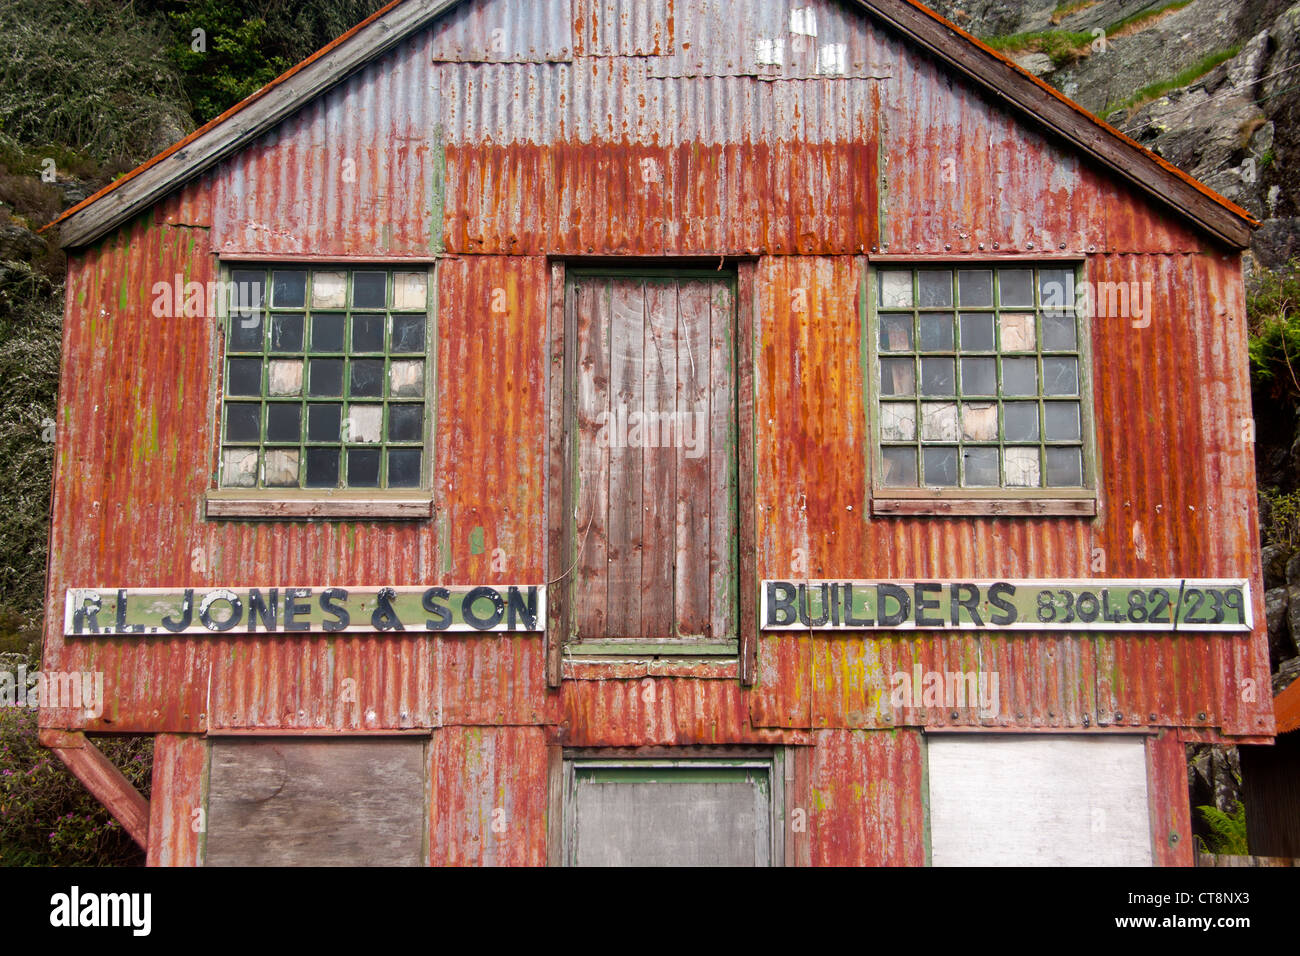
[1197, 711, 1207, 720]
[950, 711, 959, 720]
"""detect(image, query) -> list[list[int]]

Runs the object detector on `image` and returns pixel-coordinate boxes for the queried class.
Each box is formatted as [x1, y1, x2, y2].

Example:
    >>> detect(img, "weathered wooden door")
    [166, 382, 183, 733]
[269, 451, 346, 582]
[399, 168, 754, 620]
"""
[565, 272, 737, 652]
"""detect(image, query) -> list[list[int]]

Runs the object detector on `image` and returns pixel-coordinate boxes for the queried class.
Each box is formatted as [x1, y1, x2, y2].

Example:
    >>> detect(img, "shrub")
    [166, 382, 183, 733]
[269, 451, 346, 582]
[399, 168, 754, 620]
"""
[1249, 258, 1300, 409]
[0, 706, 152, 866]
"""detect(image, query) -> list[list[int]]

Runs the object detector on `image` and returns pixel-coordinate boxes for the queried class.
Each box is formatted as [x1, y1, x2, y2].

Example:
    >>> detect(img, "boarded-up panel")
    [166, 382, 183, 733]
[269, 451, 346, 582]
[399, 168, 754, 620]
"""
[569, 274, 735, 645]
[566, 763, 770, 866]
[927, 735, 1153, 866]
[205, 738, 425, 866]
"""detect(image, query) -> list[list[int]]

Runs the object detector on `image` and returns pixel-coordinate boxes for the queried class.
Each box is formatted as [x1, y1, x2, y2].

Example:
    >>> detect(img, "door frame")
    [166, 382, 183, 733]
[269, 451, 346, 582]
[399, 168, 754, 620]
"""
[544, 260, 758, 685]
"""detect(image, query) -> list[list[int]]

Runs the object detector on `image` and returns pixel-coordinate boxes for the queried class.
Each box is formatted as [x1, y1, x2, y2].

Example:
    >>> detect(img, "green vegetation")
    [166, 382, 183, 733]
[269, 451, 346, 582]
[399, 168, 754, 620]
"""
[986, 1, 1197, 72]
[1248, 258, 1300, 406]
[1102, 46, 1243, 119]
[0, 705, 152, 866]
[982, 30, 1095, 68]
[1195, 801, 1249, 855]
[1261, 488, 1300, 550]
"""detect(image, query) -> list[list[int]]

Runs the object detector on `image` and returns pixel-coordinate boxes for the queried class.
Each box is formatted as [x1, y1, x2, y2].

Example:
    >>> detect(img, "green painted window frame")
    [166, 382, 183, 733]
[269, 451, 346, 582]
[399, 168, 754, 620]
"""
[863, 261, 1099, 512]
[207, 261, 437, 517]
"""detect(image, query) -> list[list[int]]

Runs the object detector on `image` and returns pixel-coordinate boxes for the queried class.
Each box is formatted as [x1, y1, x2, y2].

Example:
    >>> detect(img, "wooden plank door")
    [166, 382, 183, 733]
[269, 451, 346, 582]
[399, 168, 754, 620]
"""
[567, 273, 736, 650]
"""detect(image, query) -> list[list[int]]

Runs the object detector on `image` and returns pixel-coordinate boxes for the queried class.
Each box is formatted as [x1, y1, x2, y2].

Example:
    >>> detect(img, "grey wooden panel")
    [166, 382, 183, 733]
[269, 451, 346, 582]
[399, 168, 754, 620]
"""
[206, 738, 425, 867]
[927, 735, 1153, 866]
[570, 767, 770, 866]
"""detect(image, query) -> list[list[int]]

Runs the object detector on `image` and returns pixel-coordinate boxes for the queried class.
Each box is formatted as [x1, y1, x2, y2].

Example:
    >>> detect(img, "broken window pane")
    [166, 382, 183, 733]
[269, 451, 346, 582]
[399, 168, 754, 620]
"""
[391, 314, 426, 354]
[961, 403, 998, 442]
[392, 272, 428, 310]
[389, 360, 424, 397]
[923, 447, 959, 486]
[1004, 447, 1041, 487]
[221, 448, 259, 488]
[311, 271, 347, 309]
[267, 359, 303, 397]
[880, 357, 916, 396]
[264, 449, 300, 487]
[999, 313, 1036, 352]
[879, 314, 913, 351]
[880, 402, 916, 442]
[920, 402, 959, 442]
[345, 405, 383, 444]
[882, 447, 917, 486]
[879, 271, 913, 309]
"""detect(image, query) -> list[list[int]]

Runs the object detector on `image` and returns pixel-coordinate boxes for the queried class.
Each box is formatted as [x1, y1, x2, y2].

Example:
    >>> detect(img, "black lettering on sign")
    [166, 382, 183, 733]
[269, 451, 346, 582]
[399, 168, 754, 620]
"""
[877, 583, 911, 626]
[422, 587, 452, 630]
[72, 593, 103, 634]
[914, 583, 943, 627]
[987, 582, 1017, 626]
[199, 591, 243, 631]
[507, 586, 538, 631]
[843, 583, 874, 626]
[320, 588, 350, 632]
[371, 587, 405, 631]
[248, 588, 278, 631]
[161, 589, 194, 633]
[283, 588, 312, 632]
[950, 583, 983, 626]
[463, 586, 504, 630]
[115, 589, 143, 633]
[767, 582, 797, 626]
[798, 583, 830, 627]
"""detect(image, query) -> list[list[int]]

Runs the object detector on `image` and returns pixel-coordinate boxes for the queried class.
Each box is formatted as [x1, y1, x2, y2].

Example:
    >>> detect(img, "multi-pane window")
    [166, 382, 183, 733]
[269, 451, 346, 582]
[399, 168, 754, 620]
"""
[219, 267, 430, 491]
[874, 265, 1089, 490]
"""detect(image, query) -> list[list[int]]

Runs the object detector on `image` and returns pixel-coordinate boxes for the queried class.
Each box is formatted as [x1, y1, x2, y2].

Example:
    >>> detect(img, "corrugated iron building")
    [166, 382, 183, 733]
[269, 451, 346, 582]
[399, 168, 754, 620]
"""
[37, 0, 1272, 866]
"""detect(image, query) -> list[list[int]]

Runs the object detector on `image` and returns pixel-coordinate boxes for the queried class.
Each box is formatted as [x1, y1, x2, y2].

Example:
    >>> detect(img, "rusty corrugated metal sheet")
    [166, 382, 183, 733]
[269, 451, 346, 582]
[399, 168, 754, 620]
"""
[1146, 730, 1195, 865]
[801, 729, 926, 865]
[145, 734, 207, 866]
[45, 0, 1268, 751]
[575, 0, 674, 56]
[429, 726, 549, 865]
[427, 0, 574, 61]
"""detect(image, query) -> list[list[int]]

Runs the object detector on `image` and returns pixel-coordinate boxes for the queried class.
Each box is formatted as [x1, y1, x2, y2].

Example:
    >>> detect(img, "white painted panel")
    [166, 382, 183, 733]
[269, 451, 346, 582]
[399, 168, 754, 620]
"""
[927, 736, 1153, 866]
